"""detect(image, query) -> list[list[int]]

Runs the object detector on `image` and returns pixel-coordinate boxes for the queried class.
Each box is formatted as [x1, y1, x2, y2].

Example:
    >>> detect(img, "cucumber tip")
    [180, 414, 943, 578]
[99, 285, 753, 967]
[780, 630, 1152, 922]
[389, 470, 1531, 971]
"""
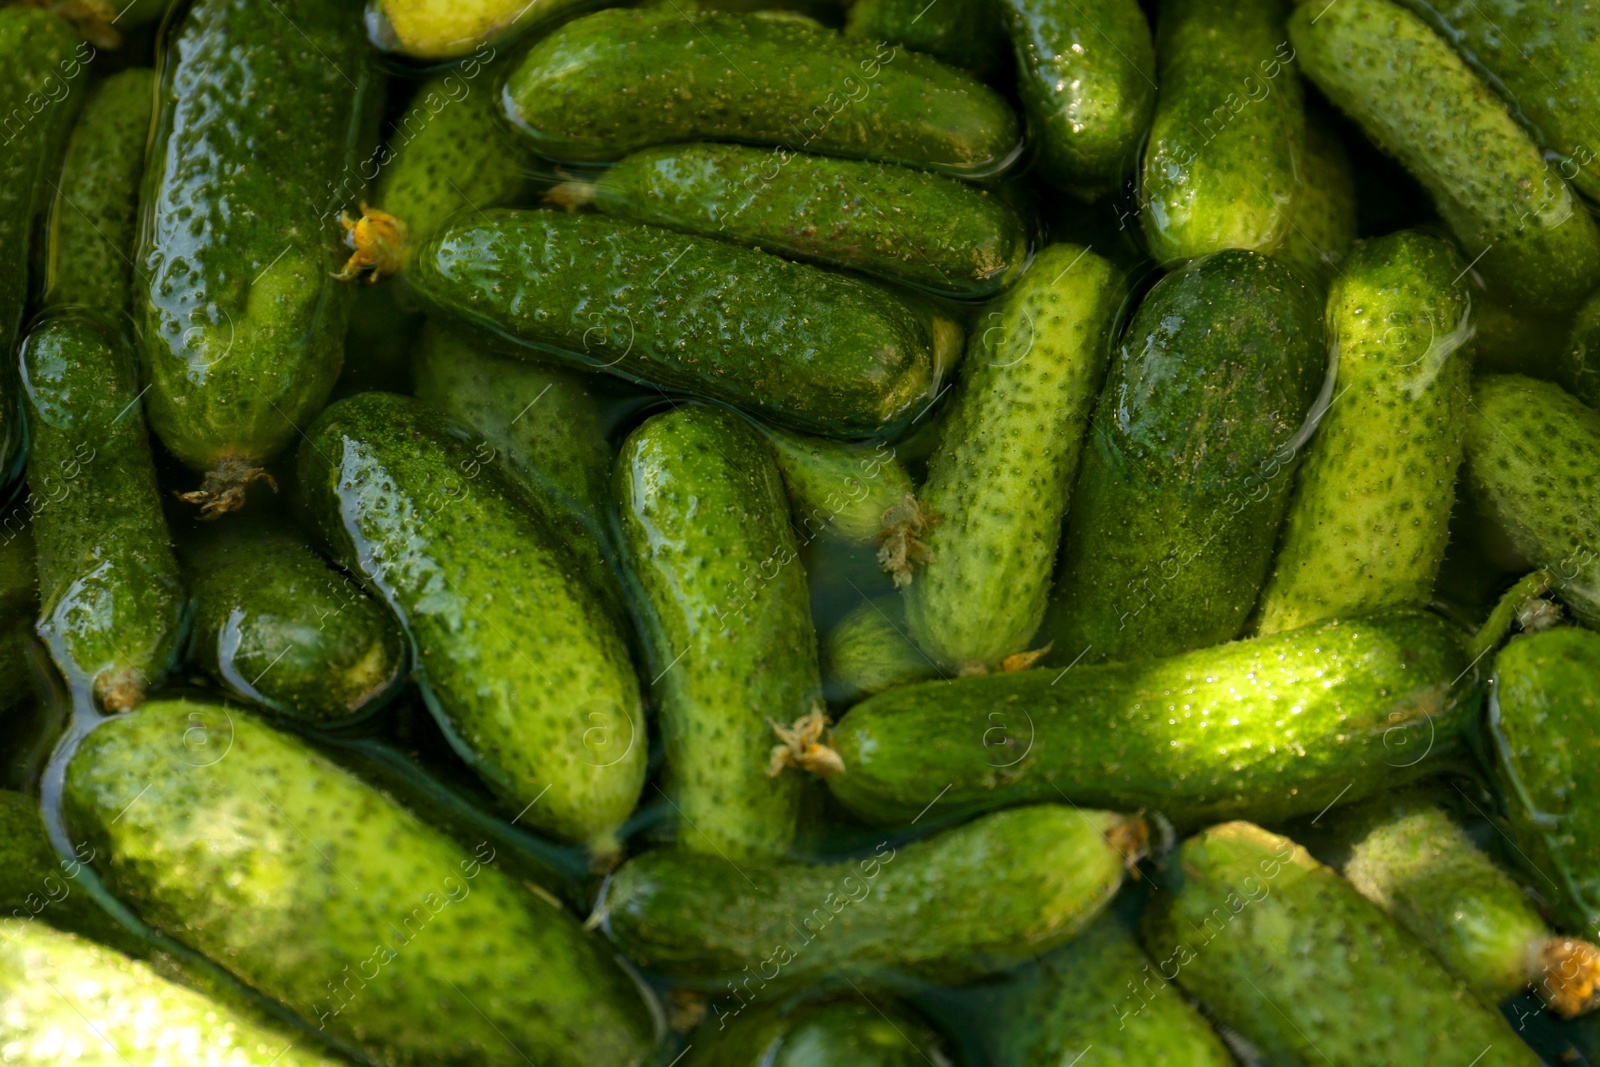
[334, 203, 406, 284]
[876, 493, 933, 589]
[95, 668, 144, 714]
[1538, 937, 1600, 1018]
[176, 458, 278, 519]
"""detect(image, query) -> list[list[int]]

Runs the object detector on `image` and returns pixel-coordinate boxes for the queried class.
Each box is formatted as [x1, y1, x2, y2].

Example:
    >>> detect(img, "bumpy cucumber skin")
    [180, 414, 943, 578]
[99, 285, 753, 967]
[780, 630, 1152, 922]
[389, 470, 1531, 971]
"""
[298, 392, 647, 848]
[845, 0, 1007, 77]
[1277, 112, 1358, 286]
[185, 527, 405, 725]
[689, 999, 948, 1067]
[1045, 249, 1325, 665]
[1143, 822, 1539, 1066]
[1559, 288, 1600, 409]
[1465, 375, 1600, 626]
[764, 430, 913, 544]
[1001, 0, 1155, 199]
[1290, 0, 1600, 312]
[585, 142, 1030, 297]
[1140, 0, 1304, 265]
[828, 611, 1470, 827]
[367, 0, 588, 59]
[1256, 232, 1471, 634]
[21, 313, 182, 712]
[503, 7, 1022, 177]
[824, 597, 939, 702]
[64, 701, 656, 1067]
[603, 805, 1137, 987]
[905, 244, 1124, 670]
[140, 0, 381, 474]
[411, 209, 942, 437]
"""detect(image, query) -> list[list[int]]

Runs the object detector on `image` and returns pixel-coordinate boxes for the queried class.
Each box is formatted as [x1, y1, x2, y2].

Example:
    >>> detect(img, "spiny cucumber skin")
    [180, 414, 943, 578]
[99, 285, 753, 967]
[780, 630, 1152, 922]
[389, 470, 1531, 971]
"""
[1140, 0, 1305, 265]
[764, 429, 913, 544]
[410, 209, 942, 438]
[1464, 375, 1600, 627]
[1558, 287, 1600, 409]
[1277, 113, 1359, 286]
[584, 142, 1030, 298]
[617, 406, 819, 860]
[823, 596, 939, 703]
[688, 999, 947, 1067]
[603, 805, 1137, 988]
[21, 313, 182, 712]
[844, 0, 1007, 77]
[1290, 0, 1600, 312]
[904, 244, 1124, 670]
[1256, 231, 1472, 634]
[367, 0, 589, 59]
[297, 392, 647, 848]
[1143, 822, 1540, 1066]
[63, 701, 657, 1067]
[502, 7, 1022, 178]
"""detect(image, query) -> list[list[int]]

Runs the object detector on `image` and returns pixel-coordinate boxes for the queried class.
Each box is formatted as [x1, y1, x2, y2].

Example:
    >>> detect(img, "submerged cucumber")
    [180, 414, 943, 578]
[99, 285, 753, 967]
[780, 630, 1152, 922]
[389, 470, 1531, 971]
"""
[845, 0, 1006, 77]
[366, 0, 586, 58]
[689, 998, 951, 1066]
[1558, 288, 1600, 410]
[763, 429, 914, 547]
[1277, 112, 1359, 286]
[823, 596, 940, 703]
[0, 525, 35, 627]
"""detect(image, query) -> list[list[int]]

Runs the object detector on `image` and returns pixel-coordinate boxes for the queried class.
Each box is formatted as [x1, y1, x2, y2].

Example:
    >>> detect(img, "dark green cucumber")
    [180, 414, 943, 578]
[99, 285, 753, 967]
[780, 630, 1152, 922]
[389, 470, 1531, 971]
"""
[845, 0, 1007, 77]
[298, 392, 647, 851]
[21, 312, 182, 712]
[689, 998, 951, 1066]
[185, 526, 405, 725]
[502, 7, 1022, 178]
[0, 525, 35, 627]
[1558, 287, 1600, 409]
[601, 804, 1143, 988]
[763, 429, 914, 546]
[410, 209, 954, 437]
[1143, 822, 1540, 1066]
[140, 0, 382, 514]
[0, 789, 139, 954]
[64, 700, 657, 1067]
[1469, 290, 1573, 379]
[366, 0, 589, 59]
[823, 597, 939, 703]
[558, 142, 1030, 298]
[828, 611, 1471, 828]
[1277, 111, 1358, 285]
[1044, 249, 1325, 665]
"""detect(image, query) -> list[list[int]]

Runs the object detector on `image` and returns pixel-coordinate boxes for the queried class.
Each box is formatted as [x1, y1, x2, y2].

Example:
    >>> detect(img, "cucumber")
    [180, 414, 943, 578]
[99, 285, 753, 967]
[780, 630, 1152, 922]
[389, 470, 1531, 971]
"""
[844, 0, 1007, 77]
[1289, 0, 1600, 312]
[688, 998, 950, 1066]
[298, 391, 647, 852]
[1558, 287, 1600, 409]
[826, 611, 1472, 828]
[1277, 112, 1358, 286]
[0, 525, 35, 626]
[1140, 0, 1305, 265]
[0, 789, 139, 954]
[63, 700, 657, 1067]
[21, 312, 182, 712]
[553, 142, 1031, 298]
[904, 243, 1124, 670]
[1142, 822, 1541, 1066]
[1470, 290, 1573, 380]
[600, 804, 1144, 987]
[185, 526, 406, 726]
[366, 0, 587, 59]
[1000, 0, 1155, 199]
[1255, 231, 1472, 634]
[617, 405, 820, 859]
[140, 0, 382, 515]
[763, 429, 915, 546]
[1043, 249, 1325, 665]
[502, 7, 1022, 178]
[410, 209, 954, 437]
[823, 596, 939, 702]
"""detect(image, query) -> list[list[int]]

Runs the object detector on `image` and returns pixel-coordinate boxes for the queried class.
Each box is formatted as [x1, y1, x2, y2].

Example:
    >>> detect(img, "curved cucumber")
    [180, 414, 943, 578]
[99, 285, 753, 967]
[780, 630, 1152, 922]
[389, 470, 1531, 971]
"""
[823, 596, 939, 703]
[502, 7, 1022, 178]
[763, 429, 914, 546]
[21, 312, 182, 712]
[298, 392, 647, 851]
[366, 0, 587, 59]
[1277, 111, 1358, 286]
[688, 998, 950, 1066]
[845, 0, 1007, 77]
[905, 243, 1123, 670]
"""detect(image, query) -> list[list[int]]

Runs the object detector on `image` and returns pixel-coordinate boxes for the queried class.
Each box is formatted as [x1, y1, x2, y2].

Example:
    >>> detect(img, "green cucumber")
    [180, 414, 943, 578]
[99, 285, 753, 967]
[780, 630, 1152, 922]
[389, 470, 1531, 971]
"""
[1470, 291, 1573, 379]
[1140, 0, 1305, 265]
[410, 209, 954, 437]
[0, 789, 139, 954]
[502, 7, 1022, 178]
[689, 998, 950, 1066]
[763, 429, 914, 546]
[1277, 112, 1358, 286]
[298, 391, 647, 852]
[1255, 231, 1472, 634]
[827, 611, 1471, 828]
[823, 597, 939, 702]
[554, 142, 1030, 298]
[21, 312, 182, 712]
[1043, 249, 1325, 665]
[1142, 822, 1540, 1066]
[1558, 287, 1600, 409]
[63, 700, 657, 1067]
[140, 0, 382, 515]
[601, 804, 1144, 987]
[366, 0, 586, 59]
[904, 243, 1124, 670]
[0, 525, 35, 627]
[1289, 0, 1600, 312]
[845, 0, 1007, 77]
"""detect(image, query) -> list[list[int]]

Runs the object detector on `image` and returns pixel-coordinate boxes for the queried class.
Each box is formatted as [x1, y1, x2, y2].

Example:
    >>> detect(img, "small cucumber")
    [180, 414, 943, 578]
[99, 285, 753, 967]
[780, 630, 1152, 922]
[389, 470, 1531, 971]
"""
[763, 429, 914, 546]
[827, 611, 1471, 828]
[823, 596, 939, 703]
[1143, 822, 1540, 1066]
[688, 998, 950, 1066]
[1140, 0, 1305, 264]
[554, 142, 1031, 298]
[365, 0, 586, 59]
[845, 0, 1007, 77]
[1277, 112, 1358, 286]
[904, 243, 1124, 670]
[502, 7, 1022, 178]
[601, 804, 1144, 988]
[1255, 231, 1472, 634]
[64, 700, 657, 1067]
[1558, 287, 1600, 409]
[1043, 249, 1325, 665]
[298, 391, 647, 852]
[410, 209, 954, 437]
[1289, 0, 1600, 312]
[21, 312, 182, 712]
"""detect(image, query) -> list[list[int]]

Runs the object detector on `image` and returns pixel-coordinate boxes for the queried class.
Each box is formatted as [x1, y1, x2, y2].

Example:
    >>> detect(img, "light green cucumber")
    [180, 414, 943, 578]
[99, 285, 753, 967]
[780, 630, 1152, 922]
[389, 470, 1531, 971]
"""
[823, 597, 939, 703]
[763, 429, 915, 547]
[366, 0, 587, 58]
[845, 0, 1006, 76]
[1558, 287, 1600, 409]
[689, 998, 951, 1066]
[1277, 112, 1358, 285]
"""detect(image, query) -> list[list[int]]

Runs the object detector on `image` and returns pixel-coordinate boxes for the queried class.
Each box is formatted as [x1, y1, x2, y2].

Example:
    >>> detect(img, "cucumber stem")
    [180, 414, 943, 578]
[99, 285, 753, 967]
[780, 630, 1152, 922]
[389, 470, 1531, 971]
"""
[1536, 937, 1600, 1017]
[176, 457, 278, 519]
[1465, 569, 1554, 663]
[333, 203, 406, 283]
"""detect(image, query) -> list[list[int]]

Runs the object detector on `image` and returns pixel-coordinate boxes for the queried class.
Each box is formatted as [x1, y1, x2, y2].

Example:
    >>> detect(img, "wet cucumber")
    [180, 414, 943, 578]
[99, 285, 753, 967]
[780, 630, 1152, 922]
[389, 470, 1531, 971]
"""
[1558, 287, 1600, 409]
[763, 430, 914, 547]
[410, 209, 954, 438]
[823, 596, 939, 703]
[0, 789, 139, 954]
[366, 0, 587, 59]
[845, 0, 1007, 77]
[0, 525, 35, 626]
[298, 391, 647, 851]
[63, 700, 657, 1067]
[1277, 111, 1358, 286]
[21, 312, 182, 712]
[502, 7, 1022, 177]
[688, 998, 951, 1066]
